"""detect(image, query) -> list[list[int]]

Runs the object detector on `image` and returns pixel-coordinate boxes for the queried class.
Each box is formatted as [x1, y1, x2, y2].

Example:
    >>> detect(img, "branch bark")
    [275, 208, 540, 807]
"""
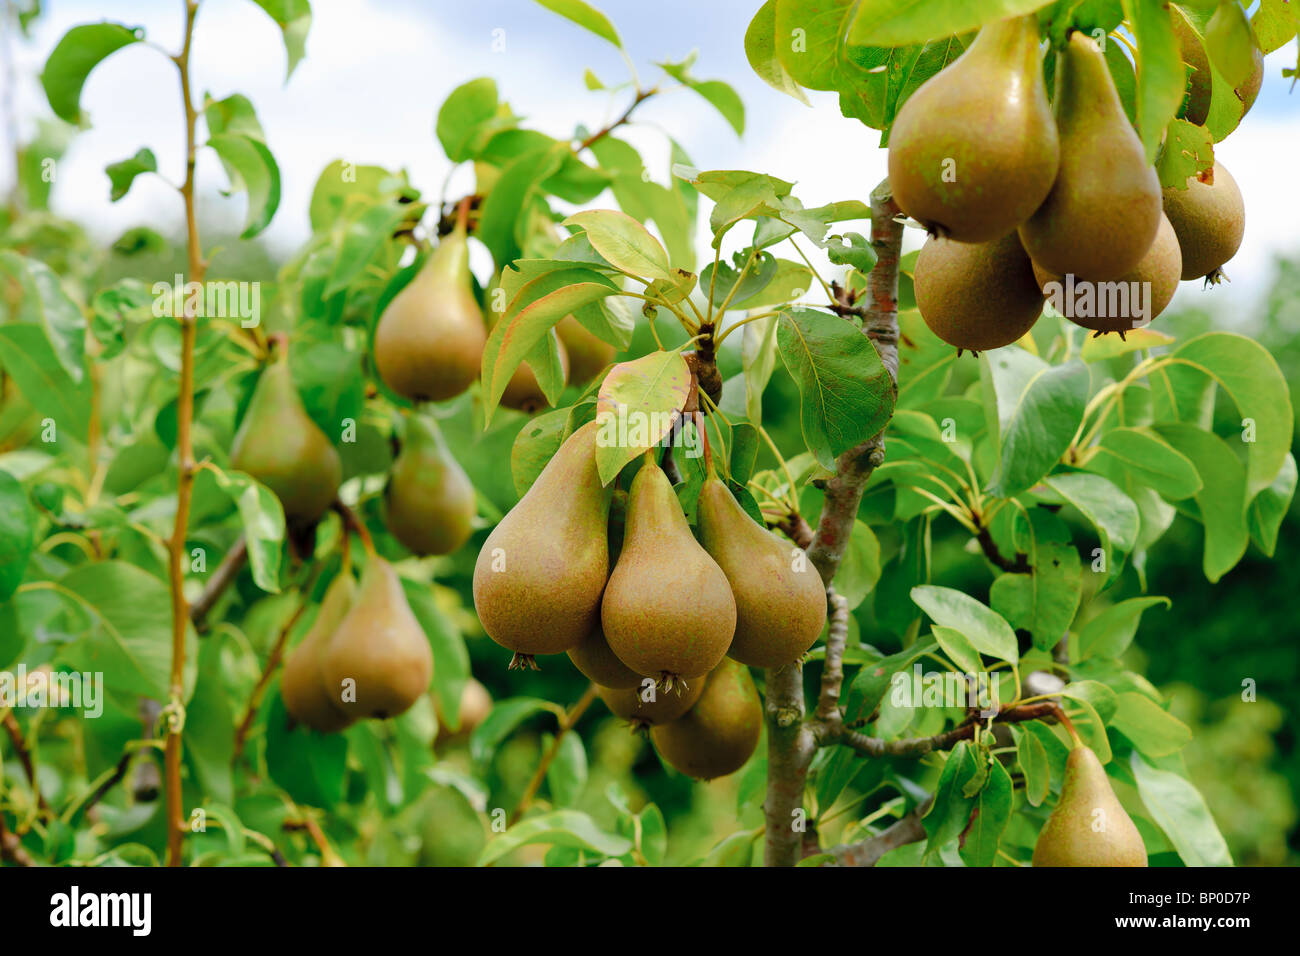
[0, 812, 33, 867]
[823, 701, 1060, 757]
[190, 536, 248, 631]
[2, 711, 49, 814]
[826, 798, 932, 866]
[763, 179, 904, 867]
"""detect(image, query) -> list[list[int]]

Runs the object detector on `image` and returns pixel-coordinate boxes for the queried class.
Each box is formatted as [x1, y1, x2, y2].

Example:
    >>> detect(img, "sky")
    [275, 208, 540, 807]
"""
[3, 0, 1298, 320]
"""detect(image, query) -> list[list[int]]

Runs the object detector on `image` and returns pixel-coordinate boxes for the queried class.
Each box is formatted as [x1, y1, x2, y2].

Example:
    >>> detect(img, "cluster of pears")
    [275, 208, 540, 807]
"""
[1031, 739, 1147, 867]
[472, 419, 827, 779]
[893, 15, 1246, 350]
[372, 205, 612, 413]
[281, 554, 434, 732]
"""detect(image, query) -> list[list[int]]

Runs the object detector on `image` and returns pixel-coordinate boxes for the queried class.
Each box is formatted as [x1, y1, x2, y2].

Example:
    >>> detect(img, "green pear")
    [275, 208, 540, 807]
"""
[1032, 743, 1147, 867]
[1161, 162, 1244, 282]
[697, 476, 826, 668]
[556, 315, 615, 384]
[914, 232, 1043, 352]
[322, 556, 432, 720]
[888, 15, 1059, 242]
[384, 412, 476, 556]
[281, 572, 356, 733]
[230, 348, 341, 526]
[472, 421, 610, 666]
[373, 221, 486, 403]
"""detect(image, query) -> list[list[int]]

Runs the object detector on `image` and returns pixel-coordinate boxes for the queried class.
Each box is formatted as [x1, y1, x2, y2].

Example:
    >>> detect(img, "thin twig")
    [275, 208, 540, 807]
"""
[284, 816, 341, 866]
[0, 812, 33, 867]
[1, 712, 49, 814]
[822, 701, 1061, 757]
[190, 536, 248, 631]
[509, 684, 598, 825]
[825, 797, 933, 866]
[576, 87, 657, 151]
[232, 595, 310, 762]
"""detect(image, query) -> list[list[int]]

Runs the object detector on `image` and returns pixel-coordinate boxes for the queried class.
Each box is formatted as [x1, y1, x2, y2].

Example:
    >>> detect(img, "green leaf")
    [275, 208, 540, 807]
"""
[1014, 725, 1050, 806]
[1076, 596, 1170, 660]
[479, 809, 631, 865]
[1086, 426, 1202, 501]
[41, 22, 143, 125]
[847, 0, 1049, 48]
[959, 759, 1012, 867]
[774, 0, 855, 91]
[402, 582, 470, 733]
[105, 148, 156, 201]
[308, 160, 406, 233]
[922, 740, 979, 853]
[436, 77, 505, 162]
[981, 351, 1089, 496]
[324, 198, 417, 296]
[0, 471, 35, 601]
[835, 520, 882, 610]
[989, 540, 1081, 651]
[1153, 424, 1249, 582]
[824, 232, 877, 273]
[911, 585, 1017, 664]
[204, 92, 266, 140]
[183, 637, 236, 805]
[931, 624, 981, 675]
[1123, 0, 1186, 161]
[1110, 692, 1191, 757]
[1041, 473, 1139, 585]
[1168, 332, 1294, 500]
[546, 733, 588, 808]
[1203, 1, 1257, 87]
[469, 697, 558, 770]
[250, 0, 312, 79]
[844, 639, 937, 722]
[209, 468, 285, 593]
[477, 146, 567, 266]
[777, 307, 895, 469]
[54, 562, 194, 701]
[267, 688, 349, 807]
[1248, 452, 1296, 557]
[745, 0, 811, 104]
[1131, 752, 1232, 866]
[206, 132, 281, 238]
[563, 209, 672, 281]
[701, 829, 759, 866]
[0, 251, 87, 386]
[533, 0, 622, 47]
[0, 325, 91, 442]
[593, 351, 692, 485]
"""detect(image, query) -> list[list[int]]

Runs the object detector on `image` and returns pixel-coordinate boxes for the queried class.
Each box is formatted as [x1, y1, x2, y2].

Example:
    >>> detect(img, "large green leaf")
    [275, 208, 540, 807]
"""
[206, 132, 281, 238]
[1154, 424, 1249, 582]
[1075, 596, 1170, 660]
[0, 252, 87, 385]
[958, 758, 1012, 867]
[478, 809, 632, 865]
[1131, 752, 1232, 866]
[0, 470, 35, 601]
[1041, 472, 1139, 585]
[1086, 427, 1202, 501]
[250, 0, 312, 79]
[41, 22, 142, 124]
[847, 0, 1050, 48]
[911, 585, 1017, 663]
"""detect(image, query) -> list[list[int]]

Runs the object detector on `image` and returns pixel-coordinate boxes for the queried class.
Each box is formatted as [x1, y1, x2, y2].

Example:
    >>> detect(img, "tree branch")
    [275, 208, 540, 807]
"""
[975, 526, 1029, 573]
[826, 797, 932, 866]
[190, 536, 248, 631]
[2, 711, 49, 814]
[823, 701, 1061, 757]
[0, 812, 33, 867]
[576, 86, 657, 152]
[814, 588, 849, 722]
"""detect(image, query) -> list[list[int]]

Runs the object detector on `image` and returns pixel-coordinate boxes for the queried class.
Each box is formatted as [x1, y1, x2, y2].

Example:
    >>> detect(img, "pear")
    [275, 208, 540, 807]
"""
[697, 477, 826, 668]
[888, 15, 1058, 243]
[568, 624, 645, 689]
[601, 459, 736, 685]
[914, 232, 1043, 352]
[322, 556, 433, 720]
[556, 315, 615, 384]
[472, 421, 610, 666]
[1161, 162, 1245, 282]
[281, 572, 357, 733]
[384, 412, 476, 556]
[373, 221, 486, 403]
[1033, 213, 1182, 336]
[650, 658, 762, 781]
[230, 347, 341, 526]
[596, 675, 705, 728]
[1032, 743, 1147, 866]
[417, 784, 488, 867]
[1019, 32, 1162, 280]
[434, 677, 493, 745]
[1173, 9, 1263, 131]
[500, 332, 569, 413]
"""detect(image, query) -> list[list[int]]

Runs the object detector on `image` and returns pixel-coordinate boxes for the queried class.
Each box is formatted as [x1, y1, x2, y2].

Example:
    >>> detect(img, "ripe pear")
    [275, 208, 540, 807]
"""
[322, 556, 432, 720]
[1033, 213, 1182, 336]
[230, 348, 341, 526]
[697, 477, 826, 668]
[888, 15, 1058, 243]
[281, 572, 357, 733]
[373, 222, 486, 403]
[557, 315, 615, 384]
[384, 412, 476, 556]
[650, 658, 762, 781]
[435, 677, 493, 745]
[569, 624, 644, 689]
[1019, 32, 1161, 280]
[1161, 162, 1245, 282]
[472, 421, 610, 665]
[602, 459, 736, 685]
[914, 232, 1043, 352]
[1032, 743, 1147, 866]
[596, 675, 705, 728]
[500, 332, 569, 413]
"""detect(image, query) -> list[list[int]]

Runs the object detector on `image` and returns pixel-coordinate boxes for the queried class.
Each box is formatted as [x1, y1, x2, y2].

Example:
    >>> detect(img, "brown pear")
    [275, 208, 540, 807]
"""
[601, 459, 736, 684]
[230, 347, 342, 525]
[697, 477, 826, 668]
[569, 624, 644, 689]
[281, 572, 356, 733]
[1032, 743, 1147, 867]
[650, 658, 762, 781]
[888, 15, 1059, 242]
[322, 556, 432, 720]
[373, 222, 486, 403]
[384, 411, 476, 555]
[596, 675, 705, 729]
[1161, 162, 1245, 282]
[914, 232, 1043, 352]
[435, 677, 493, 745]
[556, 315, 615, 384]
[1033, 212, 1182, 335]
[472, 421, 610, 666]
[1019, 32, 1161, 280]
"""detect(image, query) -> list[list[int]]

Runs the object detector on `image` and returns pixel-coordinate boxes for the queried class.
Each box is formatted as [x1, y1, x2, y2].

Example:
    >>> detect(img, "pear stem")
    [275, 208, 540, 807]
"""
[454, 195, 470, 234]
[333, 498, 376, 556]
